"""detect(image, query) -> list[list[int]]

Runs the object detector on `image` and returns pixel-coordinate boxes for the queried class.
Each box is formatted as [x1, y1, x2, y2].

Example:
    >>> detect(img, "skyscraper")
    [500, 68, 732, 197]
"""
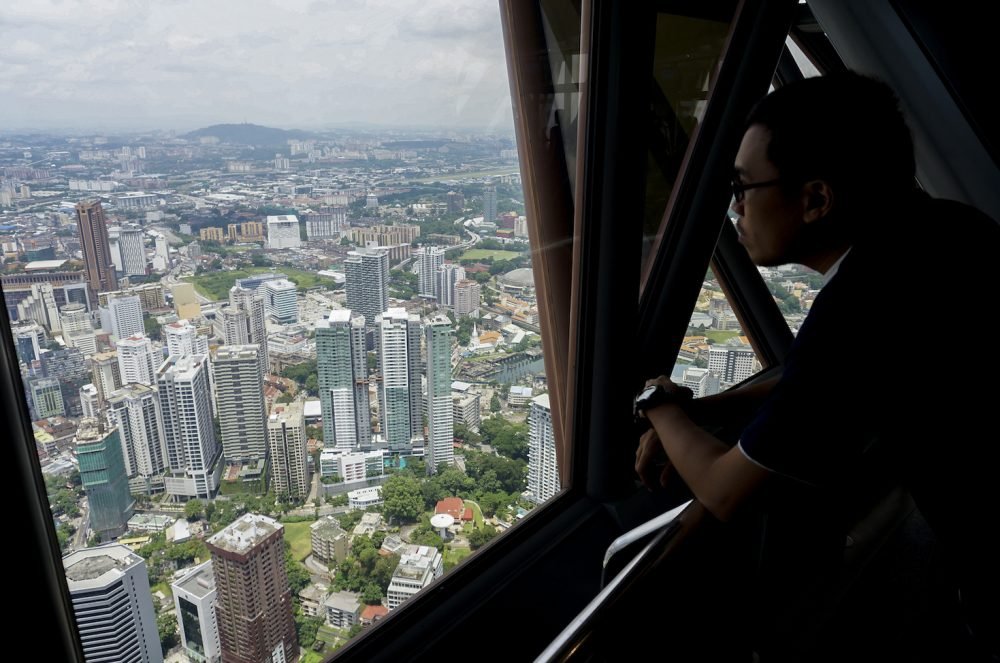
[109, 383, 167, 480]
[707, 342, 757, 387]
[527, 394, 560, 503]
[29, 377, 65, 419]
[91, 351, 122, 406]
[376, 308, 422, 453]
[64, 545, 162, 663]
[482, 184, 497, 223]
[227, 286, 269, 375]
[262, 278, 298, 325]
[163, 318, 209, 356]
[117, 334, 157, 386]
[118, 224, 147, 277]
[76, 418, 135, 540]
[454, 280, 482, 317]
[157, 355, 221, 500]
[316, 310, 370, 450]
[75, 200, 118, 304]
[171, 561, 221, 663]
[61, 301, 98, 355]
[415, 246, 445, 299]
[436, 263, 466, 307]
[344, 247, 389, 341]
[207, 514, 297, 663]
[80, 383, 100, 419]
[214, 345, 267, 464]
[108, 294, 144, 340]
[266, 215, 302, 249]
[267, 401, 308, 499]
[425, 316, 454, 473]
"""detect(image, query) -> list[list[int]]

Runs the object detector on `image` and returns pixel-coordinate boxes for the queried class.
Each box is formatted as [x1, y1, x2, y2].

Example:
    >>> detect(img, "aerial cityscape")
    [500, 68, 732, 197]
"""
[0, 6, 821, 661]
[2, 124, 559, 662]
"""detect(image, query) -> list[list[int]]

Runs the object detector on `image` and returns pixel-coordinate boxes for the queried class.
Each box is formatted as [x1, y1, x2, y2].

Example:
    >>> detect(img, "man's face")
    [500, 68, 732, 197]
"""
[731, 124, 806, 266]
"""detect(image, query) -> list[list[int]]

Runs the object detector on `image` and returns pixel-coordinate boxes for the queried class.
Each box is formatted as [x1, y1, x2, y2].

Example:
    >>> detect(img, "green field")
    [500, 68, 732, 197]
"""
[282, 520, 314, 561]
[702, 330, 741, 343]
[443, 546, 473, 570]
[460, 249, 520, 262]
[464, 500, 485, 529]
[185, 267, 338, 300]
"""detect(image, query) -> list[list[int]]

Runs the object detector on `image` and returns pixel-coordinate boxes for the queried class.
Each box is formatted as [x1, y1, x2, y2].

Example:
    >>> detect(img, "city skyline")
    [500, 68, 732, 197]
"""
[0, 1, 514, 132]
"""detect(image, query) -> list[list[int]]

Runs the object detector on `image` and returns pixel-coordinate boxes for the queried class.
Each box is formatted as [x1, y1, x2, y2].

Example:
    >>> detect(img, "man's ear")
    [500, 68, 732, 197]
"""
[802, 180, 834, 224]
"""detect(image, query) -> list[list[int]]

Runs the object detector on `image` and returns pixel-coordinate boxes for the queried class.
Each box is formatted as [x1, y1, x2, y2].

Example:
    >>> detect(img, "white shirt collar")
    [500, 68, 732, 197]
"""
[821, 248, 851, 287]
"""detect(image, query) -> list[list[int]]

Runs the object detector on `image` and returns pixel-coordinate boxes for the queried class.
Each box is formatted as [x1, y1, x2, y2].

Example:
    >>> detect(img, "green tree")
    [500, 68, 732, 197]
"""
[490, 394, 501, 413]
[469, 524, 498, 549]
[361, 582, 383, 605]
[305, 373, 319, 396]
[285, 545, 310, 594]
[295, 614, 322, 649]
[454, 423, 482, 446]
[381, 474, 423, 523]
[143, 316, 162, 341]
[184, 499, 204, 521]
[158, 611, 178, 652]
[327, 493, 349, 507]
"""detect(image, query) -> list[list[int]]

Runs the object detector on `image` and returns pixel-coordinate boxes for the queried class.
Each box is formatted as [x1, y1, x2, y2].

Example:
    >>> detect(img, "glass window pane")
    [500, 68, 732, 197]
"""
[641, 5, 739, 276]
[1, 2, 558, 659]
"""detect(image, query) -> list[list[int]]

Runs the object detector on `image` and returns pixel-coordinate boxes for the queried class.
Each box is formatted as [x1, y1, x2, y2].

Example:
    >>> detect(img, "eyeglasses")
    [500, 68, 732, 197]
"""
[731, 177, 782, 203]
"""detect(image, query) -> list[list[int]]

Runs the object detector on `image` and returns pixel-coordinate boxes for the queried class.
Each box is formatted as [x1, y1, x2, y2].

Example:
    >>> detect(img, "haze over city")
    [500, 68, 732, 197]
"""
[0, 0, 514, 132]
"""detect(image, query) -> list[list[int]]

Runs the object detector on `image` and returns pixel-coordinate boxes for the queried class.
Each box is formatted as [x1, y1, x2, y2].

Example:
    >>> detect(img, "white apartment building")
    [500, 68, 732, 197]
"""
[425, 316, 454, 473]
[266, 215, 301, 249]
[262, 278, 298, 325]
[348, 486, 383, 510]
[415, 246, 445, 298]
[316, 310, 370, 450]
[157, 355, 222, 499]
[109, 383, 167, 479]
[214, 346, 267, 464]
[164, 318, 209, 357]
[267, 401, 308, 499]
[707, 343, 757, 387]
[387, 545, 444, 611]
[528, 394, 560, 504]
[109, 294, 144, 339]
[117, 334, 157, 386]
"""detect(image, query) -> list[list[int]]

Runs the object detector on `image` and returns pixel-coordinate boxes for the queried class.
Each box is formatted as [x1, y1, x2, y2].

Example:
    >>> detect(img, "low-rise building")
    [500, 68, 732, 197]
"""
[348, 486, 383, 510]
[310, 516, 349, 565]
[387, 545, 444, 610]
[324, 591, 362, 629]
[353, 512, 382, 538]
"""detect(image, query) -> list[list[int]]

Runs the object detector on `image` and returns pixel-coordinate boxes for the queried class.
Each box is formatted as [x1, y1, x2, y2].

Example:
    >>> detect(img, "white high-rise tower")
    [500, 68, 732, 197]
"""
[316, 310, 370, 450]
[425, 316, 454, 473]
[376, 308, 422, 453]
[157, 354, 221, 499]
[214, 345, 267, 464]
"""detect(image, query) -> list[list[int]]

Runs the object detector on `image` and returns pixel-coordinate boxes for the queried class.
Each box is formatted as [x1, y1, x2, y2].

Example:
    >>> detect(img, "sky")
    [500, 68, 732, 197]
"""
[0, 0, 515, 133]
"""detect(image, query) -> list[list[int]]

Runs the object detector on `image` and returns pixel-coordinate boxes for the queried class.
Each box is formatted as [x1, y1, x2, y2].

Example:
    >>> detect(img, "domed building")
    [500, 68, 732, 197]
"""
[497, 267, 535, 299]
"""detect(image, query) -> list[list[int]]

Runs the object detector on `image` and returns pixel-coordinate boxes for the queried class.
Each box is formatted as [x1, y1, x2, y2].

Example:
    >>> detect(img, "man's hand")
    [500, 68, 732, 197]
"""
[635, 427, 673, 491]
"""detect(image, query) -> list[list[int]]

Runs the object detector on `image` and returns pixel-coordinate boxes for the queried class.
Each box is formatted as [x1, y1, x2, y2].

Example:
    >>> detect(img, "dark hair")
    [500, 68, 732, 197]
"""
[746, 72, 915, 227]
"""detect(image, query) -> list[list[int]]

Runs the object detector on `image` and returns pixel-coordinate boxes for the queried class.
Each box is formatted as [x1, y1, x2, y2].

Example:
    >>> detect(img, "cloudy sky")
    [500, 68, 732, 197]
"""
[1, 0, 515, 133]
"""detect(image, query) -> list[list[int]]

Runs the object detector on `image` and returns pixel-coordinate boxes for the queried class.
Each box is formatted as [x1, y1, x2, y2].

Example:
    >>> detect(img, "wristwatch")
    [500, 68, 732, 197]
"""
[633, 383, 693, 420]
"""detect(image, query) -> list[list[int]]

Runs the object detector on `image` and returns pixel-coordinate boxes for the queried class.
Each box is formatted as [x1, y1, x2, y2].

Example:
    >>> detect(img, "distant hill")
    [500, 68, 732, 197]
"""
[183, 123, 315, 145]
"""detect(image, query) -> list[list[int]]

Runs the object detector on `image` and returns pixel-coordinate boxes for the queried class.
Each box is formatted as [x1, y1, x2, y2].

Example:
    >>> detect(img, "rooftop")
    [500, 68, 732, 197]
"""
[310, 516, 346, 538]
[64, 545, 143, 590]
[532, 393, 551, 409]
[324, 591, 361, 613]
[393, 545, 441, 581]
[207, 513, 282, 553]
[25, 259, 68, 271]
[172, 561, 215, 599]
